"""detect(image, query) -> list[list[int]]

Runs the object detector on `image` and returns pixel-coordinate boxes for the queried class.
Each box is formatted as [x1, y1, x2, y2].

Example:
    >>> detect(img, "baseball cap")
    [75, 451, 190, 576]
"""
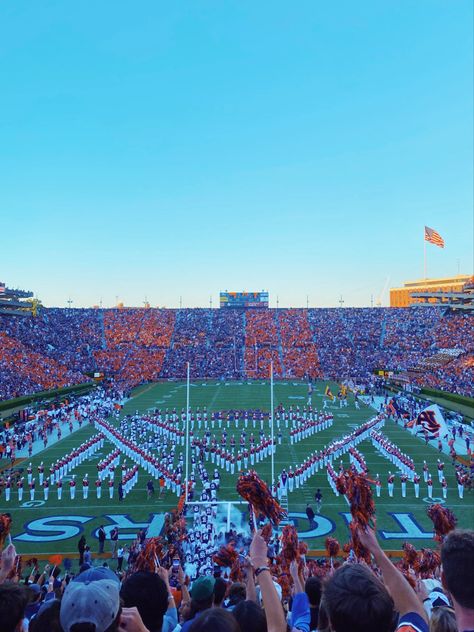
[73, 566, 120, 585]
[60, 579, 120, 632]
[190, 576, 215, 601]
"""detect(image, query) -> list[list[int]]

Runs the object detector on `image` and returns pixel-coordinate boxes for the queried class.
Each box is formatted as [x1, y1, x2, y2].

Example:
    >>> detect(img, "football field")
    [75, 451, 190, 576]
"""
[5, 380, 473, 560]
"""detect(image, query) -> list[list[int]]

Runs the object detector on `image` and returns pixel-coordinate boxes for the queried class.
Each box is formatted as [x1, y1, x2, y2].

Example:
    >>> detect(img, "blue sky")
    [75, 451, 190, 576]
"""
[1, 1, 472, 308]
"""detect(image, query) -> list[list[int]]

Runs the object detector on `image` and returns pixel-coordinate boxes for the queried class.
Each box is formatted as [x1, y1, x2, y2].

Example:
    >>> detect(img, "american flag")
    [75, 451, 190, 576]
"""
[0, 283, 5, 295]
[424, 226, 445, 248]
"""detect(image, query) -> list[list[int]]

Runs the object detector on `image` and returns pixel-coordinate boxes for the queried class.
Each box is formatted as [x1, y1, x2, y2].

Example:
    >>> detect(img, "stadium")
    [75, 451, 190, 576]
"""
[1, 4, 474, 632]
[1, 288, 473, 554]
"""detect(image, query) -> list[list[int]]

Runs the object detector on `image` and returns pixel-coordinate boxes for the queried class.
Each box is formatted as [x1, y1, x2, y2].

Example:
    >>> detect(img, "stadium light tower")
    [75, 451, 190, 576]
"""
[339, 295, 344, 308]
[67, 298, 73, 309]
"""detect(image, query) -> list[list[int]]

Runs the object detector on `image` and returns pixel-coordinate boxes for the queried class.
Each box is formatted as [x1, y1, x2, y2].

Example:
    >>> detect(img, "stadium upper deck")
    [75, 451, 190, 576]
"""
[0, 307, 472, 400]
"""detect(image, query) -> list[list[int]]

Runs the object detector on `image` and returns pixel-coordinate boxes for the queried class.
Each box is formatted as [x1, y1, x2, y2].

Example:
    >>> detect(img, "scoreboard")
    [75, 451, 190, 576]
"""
[220, 291, 269, 309]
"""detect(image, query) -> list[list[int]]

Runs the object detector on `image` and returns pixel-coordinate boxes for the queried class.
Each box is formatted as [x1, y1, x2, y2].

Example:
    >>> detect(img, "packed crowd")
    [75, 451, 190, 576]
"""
[1, 307, 473, 401]
[0, 517, 473, 632]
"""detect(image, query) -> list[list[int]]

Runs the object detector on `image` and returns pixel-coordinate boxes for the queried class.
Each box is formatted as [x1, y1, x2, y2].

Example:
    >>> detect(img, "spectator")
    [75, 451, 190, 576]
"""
[98, 525, 106, 554]
[189, 608, 241, 632]
[441, 530, 474, 632]
[120, 569, 175, 632]
[59, 576, 121, 632]
[213, 576, 227, 607]
[305, 576, 322, 631]
[181, 576, 216, 632]
[78, 535, 86, 566]
[0, 583, 28, 632]
[110, 527, 119, 558]
[29, 598, 62, 632]
[305, 504, 316, 528]
[324, 525, 428, 632]
[233, 600, 267, 632]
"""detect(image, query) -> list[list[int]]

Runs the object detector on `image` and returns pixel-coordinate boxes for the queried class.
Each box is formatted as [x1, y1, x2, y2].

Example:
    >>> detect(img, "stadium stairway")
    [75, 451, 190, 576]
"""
[380, 315, 387, 347]
[116, 309, 148, 377]
[163, 311, 178, 367]
[275, 311, 285, 375]
[241, 310, 247, 375]
[98, 309, 107, 350]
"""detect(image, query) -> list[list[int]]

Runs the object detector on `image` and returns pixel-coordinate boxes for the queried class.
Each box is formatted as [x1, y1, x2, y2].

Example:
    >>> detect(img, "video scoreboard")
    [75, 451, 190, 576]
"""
[219, 291, 269, 309]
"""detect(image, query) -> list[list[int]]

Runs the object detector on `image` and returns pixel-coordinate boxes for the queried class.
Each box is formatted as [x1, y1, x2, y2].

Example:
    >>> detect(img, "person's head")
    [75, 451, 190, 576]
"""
[233, 600, 266, 632]
[323, 563, 395, 632]
[429, 607, 458, 632]
[189, 608, 241, 632]
[213, 577, 227, 607]
[227, 582, 246, 606]
[189, 576, 216, 617]
[29, 599, 62, 632]
[305, 576, 322, 607]
[441, 529, 474, 610]
[0, 584, 28, 632]
[120, 571, 168, 632]
[60, 578, 121, 632]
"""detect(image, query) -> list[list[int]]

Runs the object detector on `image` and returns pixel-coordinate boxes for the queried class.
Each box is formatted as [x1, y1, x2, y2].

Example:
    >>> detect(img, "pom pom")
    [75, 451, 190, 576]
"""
[281, 525, 299, 564]
[415, 548, 441, 578]
[261, 523, 274, 543]
[236, 471, 287, 525]
[134, 537, 165, 572]
[298, 541, 308, 556]
[402, 542, 418, 568]
[427, 504, 457, 542]
[336, 469, 376, 561]
[0, 514, 12, 549]
[48, 554, 63, 567]
[213, 544, 238, 568]
[325, 537, 340, 558]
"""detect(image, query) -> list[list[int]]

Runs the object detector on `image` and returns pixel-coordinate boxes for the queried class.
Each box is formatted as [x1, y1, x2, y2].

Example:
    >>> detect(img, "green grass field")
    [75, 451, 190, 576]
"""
[4, 380, 473, 564]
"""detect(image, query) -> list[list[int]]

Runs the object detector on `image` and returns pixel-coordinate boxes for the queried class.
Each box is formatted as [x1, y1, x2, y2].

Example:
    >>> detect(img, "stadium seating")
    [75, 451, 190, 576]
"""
[0, 307, 472, 400]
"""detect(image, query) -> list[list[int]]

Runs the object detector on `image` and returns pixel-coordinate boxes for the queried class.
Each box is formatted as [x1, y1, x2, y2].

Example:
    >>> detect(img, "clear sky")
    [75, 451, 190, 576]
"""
[1, 1, 472, 308]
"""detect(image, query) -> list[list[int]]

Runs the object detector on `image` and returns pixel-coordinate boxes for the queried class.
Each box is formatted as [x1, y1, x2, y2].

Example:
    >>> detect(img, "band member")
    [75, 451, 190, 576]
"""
[38, 462, 44, 486]
[57, 478, 63, 500]
[29, 478, 35, 501]
[387, 472, 395, 497]
[400, 473, 407, 498]
[17, 477, 24, 502]
[82, 474, 89, 500]
[423, 461, 429, 483]
[96, 478, 102, 499]
[437, 460, 445, 483]
[413, 473, 420, 498]
[375, 474, 381, 498]
[43, 479, 49, 501]
[5, 477, 11, 502]
[441, 477, 448, 499]
[457, 473, 464, 499]
[427, 476, 433, 499]
[70, 475, 76, 500]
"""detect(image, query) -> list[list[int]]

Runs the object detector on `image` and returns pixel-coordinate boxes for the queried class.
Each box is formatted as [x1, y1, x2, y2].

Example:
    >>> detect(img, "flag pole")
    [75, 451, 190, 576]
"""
[270, 360, 274, 486]
[185, 362, 190, 503]
[424, 231, 427, 279]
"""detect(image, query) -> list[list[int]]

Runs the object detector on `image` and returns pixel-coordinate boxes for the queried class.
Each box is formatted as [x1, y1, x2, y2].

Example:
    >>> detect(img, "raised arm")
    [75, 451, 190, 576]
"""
[249, 531, 286, 632]
[357, 526, 427, 623]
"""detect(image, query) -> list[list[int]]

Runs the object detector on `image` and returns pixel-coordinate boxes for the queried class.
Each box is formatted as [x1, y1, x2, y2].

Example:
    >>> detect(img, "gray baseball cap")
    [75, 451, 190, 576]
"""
[60, 578, 120, 632]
